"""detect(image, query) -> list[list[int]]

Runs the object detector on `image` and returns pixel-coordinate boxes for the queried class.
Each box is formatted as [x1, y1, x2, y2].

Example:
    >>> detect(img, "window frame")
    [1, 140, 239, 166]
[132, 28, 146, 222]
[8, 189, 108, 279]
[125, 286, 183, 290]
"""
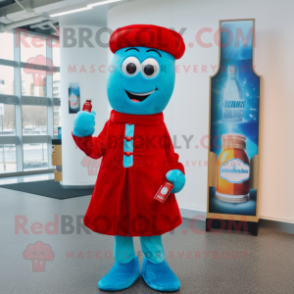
[0, 29, 61, 175]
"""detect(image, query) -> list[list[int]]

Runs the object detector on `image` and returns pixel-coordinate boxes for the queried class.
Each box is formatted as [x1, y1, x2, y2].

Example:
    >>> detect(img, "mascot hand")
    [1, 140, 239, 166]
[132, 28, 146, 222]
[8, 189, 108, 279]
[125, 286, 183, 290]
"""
[166, 169, 186, 193]
[73, 111, 96, 137]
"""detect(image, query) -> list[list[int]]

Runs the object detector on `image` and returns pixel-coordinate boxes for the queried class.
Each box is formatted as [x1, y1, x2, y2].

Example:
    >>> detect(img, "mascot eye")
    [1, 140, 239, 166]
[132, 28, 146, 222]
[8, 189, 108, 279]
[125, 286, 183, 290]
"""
[141, 58, 159, 78]
[122, 57, 140, 76]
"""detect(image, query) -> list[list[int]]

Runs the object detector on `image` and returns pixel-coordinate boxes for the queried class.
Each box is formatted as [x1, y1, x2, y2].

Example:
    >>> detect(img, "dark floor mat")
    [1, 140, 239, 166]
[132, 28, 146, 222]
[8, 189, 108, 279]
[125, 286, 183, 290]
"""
[0, 180, 93, 200]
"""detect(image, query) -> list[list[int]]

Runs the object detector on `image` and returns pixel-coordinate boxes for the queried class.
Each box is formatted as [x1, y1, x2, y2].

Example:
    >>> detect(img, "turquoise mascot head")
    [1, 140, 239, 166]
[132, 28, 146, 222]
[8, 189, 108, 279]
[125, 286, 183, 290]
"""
[107, 24, 185, 115]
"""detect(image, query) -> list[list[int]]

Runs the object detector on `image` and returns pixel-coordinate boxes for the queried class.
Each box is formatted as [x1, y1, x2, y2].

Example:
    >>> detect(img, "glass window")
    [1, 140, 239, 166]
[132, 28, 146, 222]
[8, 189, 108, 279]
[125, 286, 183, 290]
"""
[53, 72, 60, 98]
[21, 67, 46, 97]
[53, 106, 61, 136]
[23, 143, 48, 170]
[0, 30, 61, 173]
[52, 38, 60, 67]
[21, 32, 46, 63]
[0, 32, 14, 60]
[0, 145, 17, 173]
[0, 104, 15, 135]
[0, 65, 15, 95]
[22, 105, 47, 135]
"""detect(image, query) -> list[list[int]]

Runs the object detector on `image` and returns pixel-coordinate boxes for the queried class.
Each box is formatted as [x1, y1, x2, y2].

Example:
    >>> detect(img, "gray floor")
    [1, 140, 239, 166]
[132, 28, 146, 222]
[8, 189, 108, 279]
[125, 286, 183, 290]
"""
[0, 172, 54, 185]
[0, 175, 294, 294]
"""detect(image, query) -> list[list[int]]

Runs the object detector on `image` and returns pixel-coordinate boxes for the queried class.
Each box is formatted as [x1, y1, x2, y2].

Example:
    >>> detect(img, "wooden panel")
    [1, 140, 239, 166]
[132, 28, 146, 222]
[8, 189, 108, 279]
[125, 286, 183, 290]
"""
[250, 155, 259, 189]
[207, 212, 258, 223]
[54, 171, 62, 182]
[52, 145, 62, 166]
[208, 152, 217, 187]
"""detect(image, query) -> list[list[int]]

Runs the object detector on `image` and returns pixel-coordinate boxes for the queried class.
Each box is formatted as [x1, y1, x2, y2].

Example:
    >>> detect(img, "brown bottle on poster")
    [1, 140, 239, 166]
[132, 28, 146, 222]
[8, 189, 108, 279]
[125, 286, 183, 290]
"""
[216, 134, 250, 203]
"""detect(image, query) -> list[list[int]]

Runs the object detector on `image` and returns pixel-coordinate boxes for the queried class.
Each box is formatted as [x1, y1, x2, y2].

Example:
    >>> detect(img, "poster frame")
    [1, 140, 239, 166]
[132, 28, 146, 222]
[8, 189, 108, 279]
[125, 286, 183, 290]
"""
[206, 18, 264, 233]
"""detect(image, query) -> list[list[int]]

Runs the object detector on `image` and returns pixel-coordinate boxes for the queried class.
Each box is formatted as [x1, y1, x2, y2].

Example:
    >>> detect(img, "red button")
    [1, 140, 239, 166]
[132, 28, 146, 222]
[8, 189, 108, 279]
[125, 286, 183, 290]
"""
[124, 151, 132, 156]
[127, 122, 133, 126]
[125, 136, 132, 141]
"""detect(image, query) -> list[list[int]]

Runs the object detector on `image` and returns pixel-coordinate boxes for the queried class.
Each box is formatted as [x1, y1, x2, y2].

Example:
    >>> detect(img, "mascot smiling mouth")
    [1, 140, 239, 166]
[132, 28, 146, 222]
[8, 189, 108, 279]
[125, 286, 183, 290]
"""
[126, 89, 157, 102]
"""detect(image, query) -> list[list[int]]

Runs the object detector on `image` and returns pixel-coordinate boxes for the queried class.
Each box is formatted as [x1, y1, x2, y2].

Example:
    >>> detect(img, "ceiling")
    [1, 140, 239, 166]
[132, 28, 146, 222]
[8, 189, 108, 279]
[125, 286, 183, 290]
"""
[0, 0, 133, 35]
[57, 3, 110, 27]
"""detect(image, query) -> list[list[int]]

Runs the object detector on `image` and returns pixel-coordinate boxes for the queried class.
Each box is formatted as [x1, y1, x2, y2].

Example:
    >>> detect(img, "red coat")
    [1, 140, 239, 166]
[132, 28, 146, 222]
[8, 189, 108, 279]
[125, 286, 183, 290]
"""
[73, 110, 184, 236]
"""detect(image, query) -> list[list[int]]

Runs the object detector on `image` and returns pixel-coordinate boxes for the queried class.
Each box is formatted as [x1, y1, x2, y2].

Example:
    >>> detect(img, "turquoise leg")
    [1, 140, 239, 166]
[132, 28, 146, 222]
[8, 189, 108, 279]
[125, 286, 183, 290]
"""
[98, 235, 139, 291]
[140, 235, 165, 264]
[114, 235, 135, 263]
[140, 235, 181, 292]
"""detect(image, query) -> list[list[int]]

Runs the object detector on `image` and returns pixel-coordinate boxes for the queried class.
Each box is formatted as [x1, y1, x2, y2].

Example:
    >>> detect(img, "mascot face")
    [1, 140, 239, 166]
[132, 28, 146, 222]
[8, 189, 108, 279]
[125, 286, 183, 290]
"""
[107, 46, 176, 115]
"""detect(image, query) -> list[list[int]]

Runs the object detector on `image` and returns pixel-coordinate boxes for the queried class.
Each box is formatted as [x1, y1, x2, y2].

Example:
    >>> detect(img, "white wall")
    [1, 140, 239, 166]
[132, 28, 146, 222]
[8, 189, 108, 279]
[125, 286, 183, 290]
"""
[108, 0, 294, 223]
[60, 23, 108, 187]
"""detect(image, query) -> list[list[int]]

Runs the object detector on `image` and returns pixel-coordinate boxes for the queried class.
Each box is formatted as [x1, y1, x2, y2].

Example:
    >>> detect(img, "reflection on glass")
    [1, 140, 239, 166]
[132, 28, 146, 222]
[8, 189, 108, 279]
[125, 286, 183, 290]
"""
[0, 65, 15, 95]
[52, 38, 60, 67]
[0, 32, 14, 60]
[21, 68, 46, 97]
[23, 174, 52, 183]
[53, 106, 61, 136]
[22, 105, 47, 135]
[0, 145, 17, 173]
[21, 32, 46, 63]
[0, 104, 15, 135]
[53, 72, 60, 98]
[23, 143, 48, 170]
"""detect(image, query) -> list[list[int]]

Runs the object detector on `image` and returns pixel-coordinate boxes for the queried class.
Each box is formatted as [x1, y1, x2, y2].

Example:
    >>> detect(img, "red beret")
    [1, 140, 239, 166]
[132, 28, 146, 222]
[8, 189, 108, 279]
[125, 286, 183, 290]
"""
[109, 24, 185, 60]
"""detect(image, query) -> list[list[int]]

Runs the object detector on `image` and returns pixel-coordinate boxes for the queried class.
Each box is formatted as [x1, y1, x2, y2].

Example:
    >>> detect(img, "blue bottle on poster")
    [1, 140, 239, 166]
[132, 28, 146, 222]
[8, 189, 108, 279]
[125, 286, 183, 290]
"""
[222, 69, 246, 122]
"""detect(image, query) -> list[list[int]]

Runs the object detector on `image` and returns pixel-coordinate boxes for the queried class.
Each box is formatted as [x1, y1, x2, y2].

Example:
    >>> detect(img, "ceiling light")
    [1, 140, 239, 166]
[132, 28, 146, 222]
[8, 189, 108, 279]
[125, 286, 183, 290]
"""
[50, 0, 123, 18]
[50, 6, 91, 18]
[88, 0, 123, 8]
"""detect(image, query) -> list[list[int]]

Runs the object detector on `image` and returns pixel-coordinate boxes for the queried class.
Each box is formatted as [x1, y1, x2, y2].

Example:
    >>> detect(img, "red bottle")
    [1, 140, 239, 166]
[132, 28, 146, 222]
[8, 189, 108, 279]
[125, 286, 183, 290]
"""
[82, 100, 92, 112]
[154, 181, 174, 204]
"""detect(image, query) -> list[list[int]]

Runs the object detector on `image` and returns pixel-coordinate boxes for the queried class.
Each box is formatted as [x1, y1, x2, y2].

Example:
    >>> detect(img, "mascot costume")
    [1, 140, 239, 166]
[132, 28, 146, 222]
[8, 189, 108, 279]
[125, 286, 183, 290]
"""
[72, 24, 186, 292]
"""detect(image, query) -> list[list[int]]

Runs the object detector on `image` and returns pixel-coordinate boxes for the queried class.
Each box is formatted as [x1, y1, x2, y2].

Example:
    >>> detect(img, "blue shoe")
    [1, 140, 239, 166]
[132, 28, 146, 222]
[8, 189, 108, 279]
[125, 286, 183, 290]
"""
[98, 256, 140, 291]
[141, 257, 181, 291]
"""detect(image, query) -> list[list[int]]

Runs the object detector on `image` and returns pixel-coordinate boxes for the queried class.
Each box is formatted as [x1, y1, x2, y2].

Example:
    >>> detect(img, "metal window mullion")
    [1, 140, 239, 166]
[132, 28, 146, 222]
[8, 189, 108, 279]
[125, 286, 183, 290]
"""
[0, 94, 18, 105]
[46, 40, 53, 169]
[22, 135, 49, 144]
[0, 136, 18, 144]
[0, 59, 17, 66]
[13, 29, 23, 171]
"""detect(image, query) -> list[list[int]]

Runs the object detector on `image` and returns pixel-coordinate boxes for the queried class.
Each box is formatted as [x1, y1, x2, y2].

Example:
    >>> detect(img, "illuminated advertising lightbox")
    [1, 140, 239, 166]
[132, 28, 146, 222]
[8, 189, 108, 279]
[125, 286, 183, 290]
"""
[206, 19, 263, 236]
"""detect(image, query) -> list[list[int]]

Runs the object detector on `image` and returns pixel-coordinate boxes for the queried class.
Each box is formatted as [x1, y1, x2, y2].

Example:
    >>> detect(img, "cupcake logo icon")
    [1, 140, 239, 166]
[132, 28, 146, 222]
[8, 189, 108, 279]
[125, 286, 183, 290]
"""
[23, 55, 56, 86]
[23, 241, 55, 272]
[81, 156, 101, 175]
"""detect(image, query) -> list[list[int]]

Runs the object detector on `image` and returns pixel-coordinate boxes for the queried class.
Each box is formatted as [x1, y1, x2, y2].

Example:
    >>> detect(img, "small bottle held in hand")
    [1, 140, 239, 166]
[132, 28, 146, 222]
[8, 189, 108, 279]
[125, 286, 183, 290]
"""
[154, 181, 174, 204]
[82, 99, 92, 112]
